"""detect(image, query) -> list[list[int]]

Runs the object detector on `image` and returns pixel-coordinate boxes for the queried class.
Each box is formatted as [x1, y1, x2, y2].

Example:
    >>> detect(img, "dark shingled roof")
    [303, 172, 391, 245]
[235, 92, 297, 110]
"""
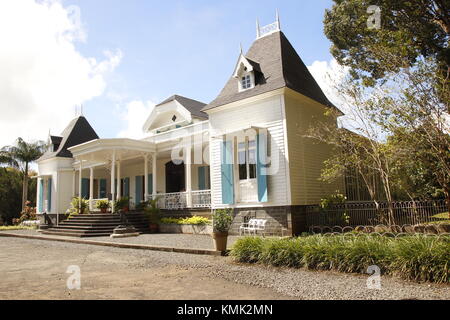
[38, 116, 99, 161]
[156, 95, 208, 119]
[203, 31, 338, 111]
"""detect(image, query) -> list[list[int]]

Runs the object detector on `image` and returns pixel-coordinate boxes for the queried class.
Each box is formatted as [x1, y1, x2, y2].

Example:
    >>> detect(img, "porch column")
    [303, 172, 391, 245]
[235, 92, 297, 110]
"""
[144, 155, 149, 200]
[72, 169, 76, 197]
[152, 153, 157, 196]
[186, 146, 192, 207]
[89, 167, 94, 211]
[117, 160, 121, 198]
[111, 151, 116, 205]
[78, 162, 82, 211]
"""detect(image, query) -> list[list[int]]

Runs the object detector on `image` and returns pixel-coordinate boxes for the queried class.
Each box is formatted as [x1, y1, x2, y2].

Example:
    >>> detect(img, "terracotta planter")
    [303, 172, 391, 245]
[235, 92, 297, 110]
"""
[100, 208, 107, 213]
[212, 231, 228, 252]
[149, 223, 159, 233]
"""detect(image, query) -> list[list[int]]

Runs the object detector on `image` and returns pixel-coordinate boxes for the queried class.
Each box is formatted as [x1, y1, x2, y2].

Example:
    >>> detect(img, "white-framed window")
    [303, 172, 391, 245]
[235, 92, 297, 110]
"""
[238, 138, 257, 181]
[241, 75, 252, 90]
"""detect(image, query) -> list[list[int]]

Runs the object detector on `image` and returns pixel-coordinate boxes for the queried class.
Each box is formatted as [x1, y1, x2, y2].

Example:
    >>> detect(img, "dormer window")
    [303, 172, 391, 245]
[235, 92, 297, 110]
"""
[241, 75, 252, 90]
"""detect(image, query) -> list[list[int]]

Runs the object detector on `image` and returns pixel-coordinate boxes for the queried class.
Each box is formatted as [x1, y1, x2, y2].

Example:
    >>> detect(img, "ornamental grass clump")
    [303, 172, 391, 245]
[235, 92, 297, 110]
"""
[230, 236, 264, 263]
[230, 234, 450, 284]
[389, 235, 450, 283]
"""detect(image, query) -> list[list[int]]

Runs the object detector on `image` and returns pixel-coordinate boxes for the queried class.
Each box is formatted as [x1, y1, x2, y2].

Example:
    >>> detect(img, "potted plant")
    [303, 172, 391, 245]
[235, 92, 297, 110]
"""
[212, 209, 233, 252]
[114, 197, 129, 213]
[144, 198, 160, 233]
[95, 199, 110, 213]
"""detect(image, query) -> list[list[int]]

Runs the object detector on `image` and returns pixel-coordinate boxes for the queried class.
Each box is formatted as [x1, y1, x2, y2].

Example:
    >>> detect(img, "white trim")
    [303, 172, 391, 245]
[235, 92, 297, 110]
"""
[68, 138, 156, 157]
[142, 100, 193, 133]
[280, 94, 292, 205]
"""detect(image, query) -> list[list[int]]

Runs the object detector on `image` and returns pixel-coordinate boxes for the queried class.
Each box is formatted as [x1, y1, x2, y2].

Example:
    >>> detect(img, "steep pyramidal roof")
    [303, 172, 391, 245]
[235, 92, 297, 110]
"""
[38, 116, 99, 161]
[203, 31, 337, 111]
[156, 94, 208, 119]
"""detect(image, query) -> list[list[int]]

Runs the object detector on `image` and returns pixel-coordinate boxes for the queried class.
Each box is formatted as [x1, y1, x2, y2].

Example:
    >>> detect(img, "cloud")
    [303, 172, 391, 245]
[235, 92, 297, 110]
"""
[307, 58, 349, 109]
[0, 0, 122, 146]
[117, 100, 156, 139]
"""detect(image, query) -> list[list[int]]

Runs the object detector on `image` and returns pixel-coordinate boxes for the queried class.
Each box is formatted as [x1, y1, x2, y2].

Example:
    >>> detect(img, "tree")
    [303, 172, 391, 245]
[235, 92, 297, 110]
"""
[324, 0, 450, 86]
[0, 168, 23, 224]
[0, 138, 45, 210]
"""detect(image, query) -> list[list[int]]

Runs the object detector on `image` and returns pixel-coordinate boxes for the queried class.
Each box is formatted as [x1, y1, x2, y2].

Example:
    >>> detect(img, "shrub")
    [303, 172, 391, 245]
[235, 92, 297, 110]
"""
[230, 237, 264, 263]
[230, 234, 450, 284]
[95, 199, 110, 210]
[65, 197, 89, 217]
[390, 235, 450, 283]
[212, 209, 233, 233]
[160, 216, 211, 225]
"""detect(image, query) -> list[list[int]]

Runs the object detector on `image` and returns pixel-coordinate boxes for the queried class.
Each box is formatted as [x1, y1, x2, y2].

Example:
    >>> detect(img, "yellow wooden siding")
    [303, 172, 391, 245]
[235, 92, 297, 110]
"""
[284, 91, 345, 205]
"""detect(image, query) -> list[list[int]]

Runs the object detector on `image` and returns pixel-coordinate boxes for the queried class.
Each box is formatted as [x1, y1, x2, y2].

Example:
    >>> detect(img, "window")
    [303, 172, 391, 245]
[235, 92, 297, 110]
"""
[238, 138, 257, 180]
[241, 75, 252, 90]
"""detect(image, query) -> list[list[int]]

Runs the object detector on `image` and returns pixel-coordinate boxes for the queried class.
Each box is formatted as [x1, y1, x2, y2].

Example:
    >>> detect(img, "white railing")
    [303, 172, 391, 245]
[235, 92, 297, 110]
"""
[191, 190, 212, 208]
[149, 190, 211, 210]
[258, 22, 280, 38]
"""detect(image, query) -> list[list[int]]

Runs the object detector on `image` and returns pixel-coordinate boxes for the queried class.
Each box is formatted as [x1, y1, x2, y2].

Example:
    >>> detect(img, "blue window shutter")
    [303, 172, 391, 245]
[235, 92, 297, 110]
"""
[81, 178, 89, 199]
[257, 132, 268, 202]
[198, 167, 206, 190]
[148, 174, 153, 195]
[221, 140, 234, 204]
[135, 176, 142, 204]
[38, 179, 44, 212]
[99, 179, 107, 198]
[47, 178, 52, 211]
[124, 178, 130, 197]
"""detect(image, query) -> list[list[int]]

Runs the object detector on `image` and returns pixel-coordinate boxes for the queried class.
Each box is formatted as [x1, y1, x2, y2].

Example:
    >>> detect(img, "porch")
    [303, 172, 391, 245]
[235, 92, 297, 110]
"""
[68, 138, 212, 211]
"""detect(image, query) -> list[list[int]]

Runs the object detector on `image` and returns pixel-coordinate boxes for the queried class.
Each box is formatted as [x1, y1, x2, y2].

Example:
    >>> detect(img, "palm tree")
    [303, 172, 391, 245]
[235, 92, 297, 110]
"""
[0, 138, 46, 210]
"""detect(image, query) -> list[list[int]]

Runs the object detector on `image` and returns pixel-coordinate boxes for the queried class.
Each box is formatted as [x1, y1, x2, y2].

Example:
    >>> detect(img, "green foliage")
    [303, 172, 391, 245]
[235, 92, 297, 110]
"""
[0, 225, 36, 231]
[95, 199, 110, 210]
[66, 197, 89, 217]
[324, 0, 450, 85]
[231, 235, 450, 283]
[113, 197, 129, 212]
[144, 198, 161, 224]
[212, 209, 233, 233]
[160, 216, 211, 225]
[0, 137, 45, 210]
[0, 167, 33, 224]
[319, 192, 350, 225]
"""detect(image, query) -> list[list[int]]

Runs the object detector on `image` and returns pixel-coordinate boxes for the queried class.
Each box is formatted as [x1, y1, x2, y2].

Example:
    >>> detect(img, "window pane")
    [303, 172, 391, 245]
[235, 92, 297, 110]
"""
[239, 164, 247, 180]
[248, 149, 256, 164]
[249, 164, 256, 179]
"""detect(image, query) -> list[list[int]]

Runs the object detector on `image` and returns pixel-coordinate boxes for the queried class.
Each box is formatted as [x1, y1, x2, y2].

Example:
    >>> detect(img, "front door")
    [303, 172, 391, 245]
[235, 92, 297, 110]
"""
[165, 161, 185, 193]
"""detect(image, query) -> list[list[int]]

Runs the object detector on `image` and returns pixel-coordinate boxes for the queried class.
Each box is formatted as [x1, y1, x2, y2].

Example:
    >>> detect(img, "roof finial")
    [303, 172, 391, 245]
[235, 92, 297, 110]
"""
[256, 18, 260, 38]
[80, 104, 83, 116]
[276, 9, 281, 30]
[239, 42, 243, 55]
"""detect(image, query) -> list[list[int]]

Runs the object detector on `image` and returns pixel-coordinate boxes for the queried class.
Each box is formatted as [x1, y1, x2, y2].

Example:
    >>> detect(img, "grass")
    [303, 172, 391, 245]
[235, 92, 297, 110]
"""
[230, 234, 450, 284]
[430, 212, 450, 224]
[0, 225, 36, 231]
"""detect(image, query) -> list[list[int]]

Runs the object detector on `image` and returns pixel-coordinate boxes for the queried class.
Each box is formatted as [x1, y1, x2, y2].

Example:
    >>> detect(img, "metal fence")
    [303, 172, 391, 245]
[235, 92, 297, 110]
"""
[305, 199, 448, 227]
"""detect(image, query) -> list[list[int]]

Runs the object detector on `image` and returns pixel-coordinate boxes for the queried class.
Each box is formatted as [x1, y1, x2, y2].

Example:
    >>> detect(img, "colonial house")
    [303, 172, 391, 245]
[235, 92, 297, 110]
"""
[36, 19, 344, 235]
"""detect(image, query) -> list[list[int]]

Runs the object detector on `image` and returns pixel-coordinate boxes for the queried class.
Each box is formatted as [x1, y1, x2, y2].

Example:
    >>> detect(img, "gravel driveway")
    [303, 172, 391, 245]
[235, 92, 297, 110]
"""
[0, 235, 448, 300]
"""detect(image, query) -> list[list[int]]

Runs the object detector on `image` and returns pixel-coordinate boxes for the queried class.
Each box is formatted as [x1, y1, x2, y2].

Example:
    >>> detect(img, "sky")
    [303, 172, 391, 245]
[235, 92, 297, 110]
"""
[0, 0, 345, 146]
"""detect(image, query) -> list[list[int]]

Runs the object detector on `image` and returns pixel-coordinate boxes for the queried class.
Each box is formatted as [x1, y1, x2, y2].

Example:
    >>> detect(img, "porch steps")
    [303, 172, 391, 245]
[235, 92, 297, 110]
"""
[41, 212, 150, 238]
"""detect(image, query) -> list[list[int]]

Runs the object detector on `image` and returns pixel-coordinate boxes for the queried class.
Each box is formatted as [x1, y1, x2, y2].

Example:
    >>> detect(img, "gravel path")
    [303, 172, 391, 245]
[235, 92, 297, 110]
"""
[0, 234, 448, 300]
[2, 229, 240, 249]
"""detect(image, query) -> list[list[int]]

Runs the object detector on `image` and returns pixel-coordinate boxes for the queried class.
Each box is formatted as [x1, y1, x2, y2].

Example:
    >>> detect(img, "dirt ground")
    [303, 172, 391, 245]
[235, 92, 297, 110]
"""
[0, 237, 291, 300]
[1, 236, 448, 300]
